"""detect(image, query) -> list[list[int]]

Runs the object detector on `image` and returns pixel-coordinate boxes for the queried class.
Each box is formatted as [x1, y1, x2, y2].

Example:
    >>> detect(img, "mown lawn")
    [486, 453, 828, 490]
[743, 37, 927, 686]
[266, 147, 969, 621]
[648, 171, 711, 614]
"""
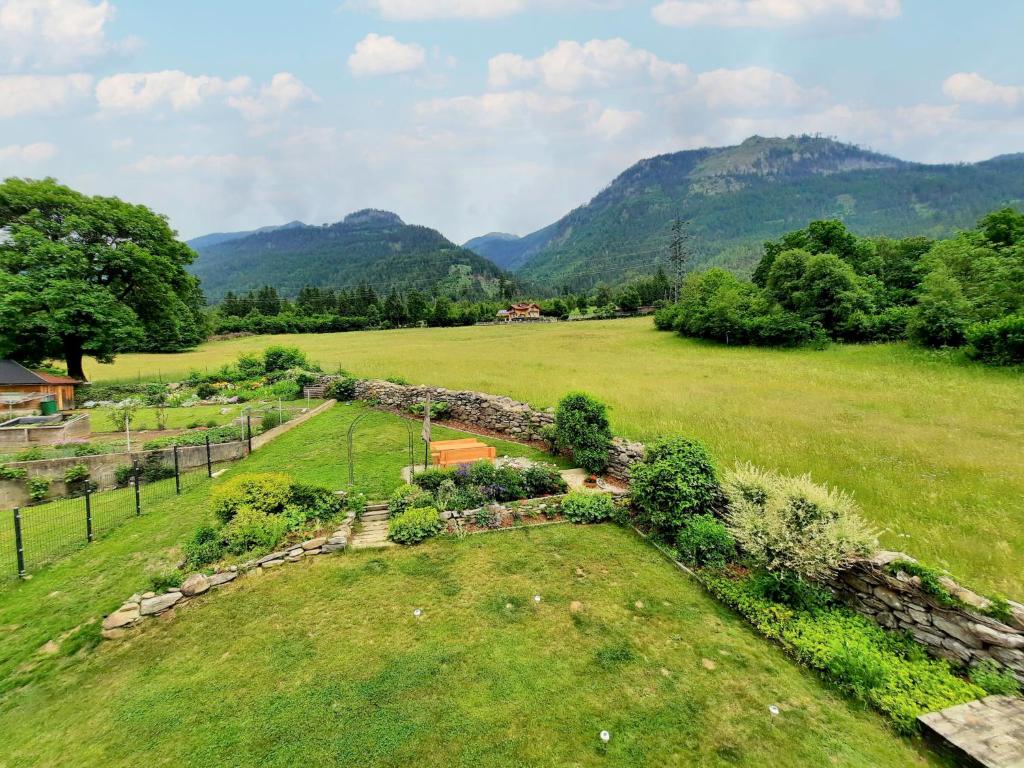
[0, 524, 945, 768]
[85, 319, 1024, 597]
[0, 402, 562, 691]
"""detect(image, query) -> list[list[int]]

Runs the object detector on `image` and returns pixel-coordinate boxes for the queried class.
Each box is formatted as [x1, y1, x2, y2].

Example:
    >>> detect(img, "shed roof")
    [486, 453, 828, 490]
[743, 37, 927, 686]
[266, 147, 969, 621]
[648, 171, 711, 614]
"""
[0, 360, 47, 385]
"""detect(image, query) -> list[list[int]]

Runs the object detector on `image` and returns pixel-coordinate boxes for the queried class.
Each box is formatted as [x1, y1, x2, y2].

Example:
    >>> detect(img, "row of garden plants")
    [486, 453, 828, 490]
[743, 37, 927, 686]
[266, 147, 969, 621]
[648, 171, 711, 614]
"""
[623, 433, 1020, 733]
[181, 473, 346, 570]
[385, 461, 572, 543]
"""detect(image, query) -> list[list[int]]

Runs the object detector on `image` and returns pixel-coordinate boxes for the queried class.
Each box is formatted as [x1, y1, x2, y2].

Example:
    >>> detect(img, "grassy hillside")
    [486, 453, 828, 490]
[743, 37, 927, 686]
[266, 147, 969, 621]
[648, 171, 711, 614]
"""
[483, 136, 1024, 286]
[86, 319, 1024, 597]
[190, 209, 506, 299]
[0, 523, 941, 767]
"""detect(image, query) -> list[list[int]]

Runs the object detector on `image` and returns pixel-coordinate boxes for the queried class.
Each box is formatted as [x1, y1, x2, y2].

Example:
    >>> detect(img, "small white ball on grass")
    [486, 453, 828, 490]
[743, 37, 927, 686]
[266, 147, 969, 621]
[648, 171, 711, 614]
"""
[599, 730, 610, 743]
[413, 608, 422, 618]
[768, 704, 780, 716]
[533, 595, 542, 602]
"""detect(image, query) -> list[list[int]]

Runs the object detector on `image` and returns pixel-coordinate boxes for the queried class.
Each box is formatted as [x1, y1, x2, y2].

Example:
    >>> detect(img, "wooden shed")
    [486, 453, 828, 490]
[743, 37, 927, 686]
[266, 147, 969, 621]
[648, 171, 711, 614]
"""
[0, 360, 81, 411]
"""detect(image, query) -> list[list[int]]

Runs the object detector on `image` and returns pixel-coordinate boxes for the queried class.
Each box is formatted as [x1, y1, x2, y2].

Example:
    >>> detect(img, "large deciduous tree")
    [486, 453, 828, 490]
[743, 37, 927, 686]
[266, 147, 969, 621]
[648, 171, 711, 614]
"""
[0, 178, 207, 380]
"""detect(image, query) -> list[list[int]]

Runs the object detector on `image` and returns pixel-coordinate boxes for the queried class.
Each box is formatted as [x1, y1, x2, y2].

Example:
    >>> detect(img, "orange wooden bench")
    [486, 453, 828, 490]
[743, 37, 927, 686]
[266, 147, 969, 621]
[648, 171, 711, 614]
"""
[429, 439, 496, 467]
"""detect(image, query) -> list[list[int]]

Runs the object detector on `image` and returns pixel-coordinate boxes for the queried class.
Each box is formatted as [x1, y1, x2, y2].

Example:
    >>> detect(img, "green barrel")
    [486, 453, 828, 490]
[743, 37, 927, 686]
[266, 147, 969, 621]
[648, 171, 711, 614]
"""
[40, 399, 58, 415]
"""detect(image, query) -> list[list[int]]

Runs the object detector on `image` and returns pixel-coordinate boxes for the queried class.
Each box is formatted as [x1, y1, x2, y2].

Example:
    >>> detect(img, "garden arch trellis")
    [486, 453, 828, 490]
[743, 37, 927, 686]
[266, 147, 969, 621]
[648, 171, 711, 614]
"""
[345, 412, 415, 489]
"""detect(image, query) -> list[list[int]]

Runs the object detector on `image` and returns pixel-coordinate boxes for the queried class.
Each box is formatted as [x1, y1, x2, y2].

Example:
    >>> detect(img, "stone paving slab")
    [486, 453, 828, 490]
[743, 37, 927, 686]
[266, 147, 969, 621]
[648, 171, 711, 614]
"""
[918, 696, 1024, 767]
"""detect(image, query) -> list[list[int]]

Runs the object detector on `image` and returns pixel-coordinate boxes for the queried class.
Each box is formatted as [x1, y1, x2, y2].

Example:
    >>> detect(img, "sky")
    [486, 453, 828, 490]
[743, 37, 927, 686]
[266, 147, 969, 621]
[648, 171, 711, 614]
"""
[1, 1, 1022, 243]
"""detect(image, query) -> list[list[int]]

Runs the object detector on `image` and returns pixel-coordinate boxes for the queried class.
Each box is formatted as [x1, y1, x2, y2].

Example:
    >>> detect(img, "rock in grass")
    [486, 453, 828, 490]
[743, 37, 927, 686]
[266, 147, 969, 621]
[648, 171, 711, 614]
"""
[208, 571, 237, 587]
[140, 592, 182, 616]
[102, 605, 141, 630]
[301, 537, 326, 550]
[180, 573, 210, 597]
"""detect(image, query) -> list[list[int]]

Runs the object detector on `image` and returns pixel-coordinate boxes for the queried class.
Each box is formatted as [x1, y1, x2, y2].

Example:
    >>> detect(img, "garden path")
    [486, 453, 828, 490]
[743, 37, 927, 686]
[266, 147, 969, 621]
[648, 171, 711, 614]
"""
[349, 503, 393, 550]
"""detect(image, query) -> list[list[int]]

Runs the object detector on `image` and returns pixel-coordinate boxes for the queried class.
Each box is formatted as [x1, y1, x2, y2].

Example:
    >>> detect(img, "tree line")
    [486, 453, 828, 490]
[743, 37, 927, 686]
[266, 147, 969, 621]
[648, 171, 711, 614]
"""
[655, 209, 1024, 364]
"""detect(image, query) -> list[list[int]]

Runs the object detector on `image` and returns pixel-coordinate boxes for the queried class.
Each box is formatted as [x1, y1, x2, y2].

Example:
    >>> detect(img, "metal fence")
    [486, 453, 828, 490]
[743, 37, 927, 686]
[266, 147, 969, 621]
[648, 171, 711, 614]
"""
[2, 436, 231, 578]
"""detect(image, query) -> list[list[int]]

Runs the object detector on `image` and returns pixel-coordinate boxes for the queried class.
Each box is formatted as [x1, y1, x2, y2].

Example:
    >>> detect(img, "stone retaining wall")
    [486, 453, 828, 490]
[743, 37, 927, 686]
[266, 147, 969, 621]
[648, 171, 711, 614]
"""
[606, 437, 646, 483]
[826, 551, 1024, 682]
[103, 511, 355, 640]
[352, 379, 555, 443]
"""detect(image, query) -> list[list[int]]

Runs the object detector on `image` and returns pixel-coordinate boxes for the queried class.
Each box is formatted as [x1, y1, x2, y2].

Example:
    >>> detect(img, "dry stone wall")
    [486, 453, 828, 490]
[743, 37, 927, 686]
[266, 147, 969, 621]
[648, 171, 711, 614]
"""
[352, 379, 555, 443]
[826, 551, 1024, 682]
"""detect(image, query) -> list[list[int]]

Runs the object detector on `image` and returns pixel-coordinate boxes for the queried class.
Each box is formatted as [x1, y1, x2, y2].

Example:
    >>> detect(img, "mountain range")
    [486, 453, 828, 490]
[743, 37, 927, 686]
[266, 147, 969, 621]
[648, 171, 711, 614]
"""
[188, 209, 505, 299]
[188, 136, 1024, 298]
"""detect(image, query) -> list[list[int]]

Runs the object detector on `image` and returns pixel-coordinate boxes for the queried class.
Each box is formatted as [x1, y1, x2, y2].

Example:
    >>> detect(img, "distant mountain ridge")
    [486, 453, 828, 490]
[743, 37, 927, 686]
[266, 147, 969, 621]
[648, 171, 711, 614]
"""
[463, 135, 1024, 287]
[189, 209, 506, 299]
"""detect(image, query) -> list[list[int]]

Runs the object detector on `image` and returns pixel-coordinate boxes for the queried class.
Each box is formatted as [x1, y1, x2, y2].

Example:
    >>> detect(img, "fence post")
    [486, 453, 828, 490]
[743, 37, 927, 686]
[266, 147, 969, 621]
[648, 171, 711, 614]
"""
[133, 459, 142, 516]
[173, 445, 181, 495]
[206, 434, 213, 477]
[246, 412, 252, 454]
[13, 507, 25, 578]
[85, 488, 93, 543]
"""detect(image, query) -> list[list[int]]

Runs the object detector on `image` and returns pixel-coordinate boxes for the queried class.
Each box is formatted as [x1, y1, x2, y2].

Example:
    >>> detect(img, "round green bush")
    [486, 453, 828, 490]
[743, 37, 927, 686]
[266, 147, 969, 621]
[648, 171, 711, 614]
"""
[675, 514, 735, 567]
[629, 437, 720, 536]
[554, 392, 612, 474]
[560, 491, 615, 523]
[388, 506, 443, 545]
[326, 377, 358, 401]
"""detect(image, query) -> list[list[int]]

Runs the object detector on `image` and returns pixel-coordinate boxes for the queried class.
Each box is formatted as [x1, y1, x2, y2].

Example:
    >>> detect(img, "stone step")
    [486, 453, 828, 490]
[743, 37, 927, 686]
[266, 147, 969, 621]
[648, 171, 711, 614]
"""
[350, 539, 395, 550]
[364, 503, 388, 511]
[362, 511, 389, 522]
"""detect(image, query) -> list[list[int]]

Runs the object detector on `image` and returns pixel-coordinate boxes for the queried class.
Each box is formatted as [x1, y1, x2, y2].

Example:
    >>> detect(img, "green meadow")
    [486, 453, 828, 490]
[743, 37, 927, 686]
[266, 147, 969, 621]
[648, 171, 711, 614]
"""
[86, 318, 1024, 597]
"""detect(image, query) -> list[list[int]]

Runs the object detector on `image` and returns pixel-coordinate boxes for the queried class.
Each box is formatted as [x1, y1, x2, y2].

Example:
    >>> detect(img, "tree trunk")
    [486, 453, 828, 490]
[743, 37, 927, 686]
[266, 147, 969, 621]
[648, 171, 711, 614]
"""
[63, 338, 87, 382]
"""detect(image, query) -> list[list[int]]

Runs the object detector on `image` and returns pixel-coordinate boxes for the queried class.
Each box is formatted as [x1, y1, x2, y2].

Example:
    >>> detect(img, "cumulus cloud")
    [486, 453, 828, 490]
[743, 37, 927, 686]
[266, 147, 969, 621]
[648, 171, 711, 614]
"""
[692, 66, 827, 109]
[652, 0, 901, 28]
[0, 0, 137, 70]
[0, 141, 57, 163]
[0, 73, 92, 118]
[227, 73, 319, 121]
[348, 33, 426, 76]
[943, 72, 1023, 108]
[488, 38, 689, 92]
[95, 70, 250, 112]
[356, 0, 526, 20]
[589, 107, 644, 139]
[416, 89, 581, 129]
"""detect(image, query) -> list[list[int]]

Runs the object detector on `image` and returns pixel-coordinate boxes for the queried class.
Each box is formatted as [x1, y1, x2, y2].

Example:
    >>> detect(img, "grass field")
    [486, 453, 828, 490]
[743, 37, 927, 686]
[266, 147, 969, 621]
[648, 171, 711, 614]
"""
[85, 319, 1024, 597]
[0, 524, 944, 768]
[0, 402, 561, 690]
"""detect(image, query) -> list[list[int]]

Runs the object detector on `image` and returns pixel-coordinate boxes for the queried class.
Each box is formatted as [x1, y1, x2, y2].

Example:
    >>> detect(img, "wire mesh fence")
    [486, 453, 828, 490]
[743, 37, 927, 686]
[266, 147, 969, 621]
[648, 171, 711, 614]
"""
[2, 431, 250, 579]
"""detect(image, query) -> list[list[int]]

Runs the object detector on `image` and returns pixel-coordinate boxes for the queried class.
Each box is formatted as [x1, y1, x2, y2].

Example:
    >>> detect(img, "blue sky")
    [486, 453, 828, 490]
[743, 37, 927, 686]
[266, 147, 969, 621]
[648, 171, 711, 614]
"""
[1, 1, 1022, 243]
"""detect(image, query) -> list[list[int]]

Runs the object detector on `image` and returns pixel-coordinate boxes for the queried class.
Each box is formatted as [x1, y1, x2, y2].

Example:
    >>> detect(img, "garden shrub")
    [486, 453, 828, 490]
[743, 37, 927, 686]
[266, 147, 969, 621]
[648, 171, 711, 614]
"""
[388, 484, 433, 517]
[0, 465, 28, 481]
[223, 506, 291, 554]
[521, 463, 568, 497]
[449, 485, 488, 511]
[195, 382, 218, 399]
[71, 443, 100, 457]
[27, 477, 50, 501]
[966, 314, 1024, 365]
[701, 570, 985, 734]
[113, 464, 135, 486]
[472, 506, 501, 529]
[263, 345, 314, 372]
[413, 467, 457, 492]
[629, 437, 720, 537]
[388, 506, 443, 545]
[148, 571, 181, 593]
[183, 524, 226, 569]
[723, 462, 876, 581]
[63, 463, 91, 494]
[259, 409, 286, 432]
[210, 472, 293, 524]
[560, 491, 615, 524]
[288, 482, 344, 520]
[139, 453, 175, 484]
[15, 447, 44, 462]
[408, 401, 452, 419]
[969, 660, 1021, 696]
[676, 514, 735, 568]
[554, 392, 612, 474]
[326, 377, 358, 401]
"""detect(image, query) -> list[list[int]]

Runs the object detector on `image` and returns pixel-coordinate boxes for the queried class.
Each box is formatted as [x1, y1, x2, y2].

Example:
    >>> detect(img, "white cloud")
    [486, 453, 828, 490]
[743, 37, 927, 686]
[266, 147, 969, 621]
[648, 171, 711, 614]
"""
[227, 73, 319, 121]
[652, 0, 901, 28]
[95, 70, 250, 112]
[943, 73, 1023, 108]
[415, 89, 582, 129]
[126, 153, 259, 174]
[489, 38, 689, 92]
[0, 73, 92, 118]
[0, 0, 136, 70]
[0, 141, 57, 162]
[348, 33, 426, 76]
[590, 107, 644, 139]
[692, 66, 827, 109]
[355, 0, 527, 20]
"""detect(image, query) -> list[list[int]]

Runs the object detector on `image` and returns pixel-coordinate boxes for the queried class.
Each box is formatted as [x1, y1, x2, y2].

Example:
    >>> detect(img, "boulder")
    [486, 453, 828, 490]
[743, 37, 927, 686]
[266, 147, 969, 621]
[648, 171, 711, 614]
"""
[180, 573, 210, 597]
[322, 542, 346, 553]
[208, 571, 237, 587]
[140, 592, 182, 616]
[102, 605, 140, 630]
[262, 559, 284, 569]
[971, 623, 1024, 649]
[301, 537, 326, 550]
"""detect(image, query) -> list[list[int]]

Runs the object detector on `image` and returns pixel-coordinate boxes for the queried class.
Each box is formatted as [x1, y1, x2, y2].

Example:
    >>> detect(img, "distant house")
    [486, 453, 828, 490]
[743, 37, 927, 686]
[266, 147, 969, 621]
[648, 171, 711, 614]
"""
[0, 360, 81, 411]
[497, 303, 544, 323]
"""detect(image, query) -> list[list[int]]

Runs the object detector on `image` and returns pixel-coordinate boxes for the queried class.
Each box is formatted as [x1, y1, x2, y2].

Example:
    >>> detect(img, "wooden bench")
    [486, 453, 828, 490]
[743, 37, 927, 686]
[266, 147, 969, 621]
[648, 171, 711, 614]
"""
[429, 438, 496, 467]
